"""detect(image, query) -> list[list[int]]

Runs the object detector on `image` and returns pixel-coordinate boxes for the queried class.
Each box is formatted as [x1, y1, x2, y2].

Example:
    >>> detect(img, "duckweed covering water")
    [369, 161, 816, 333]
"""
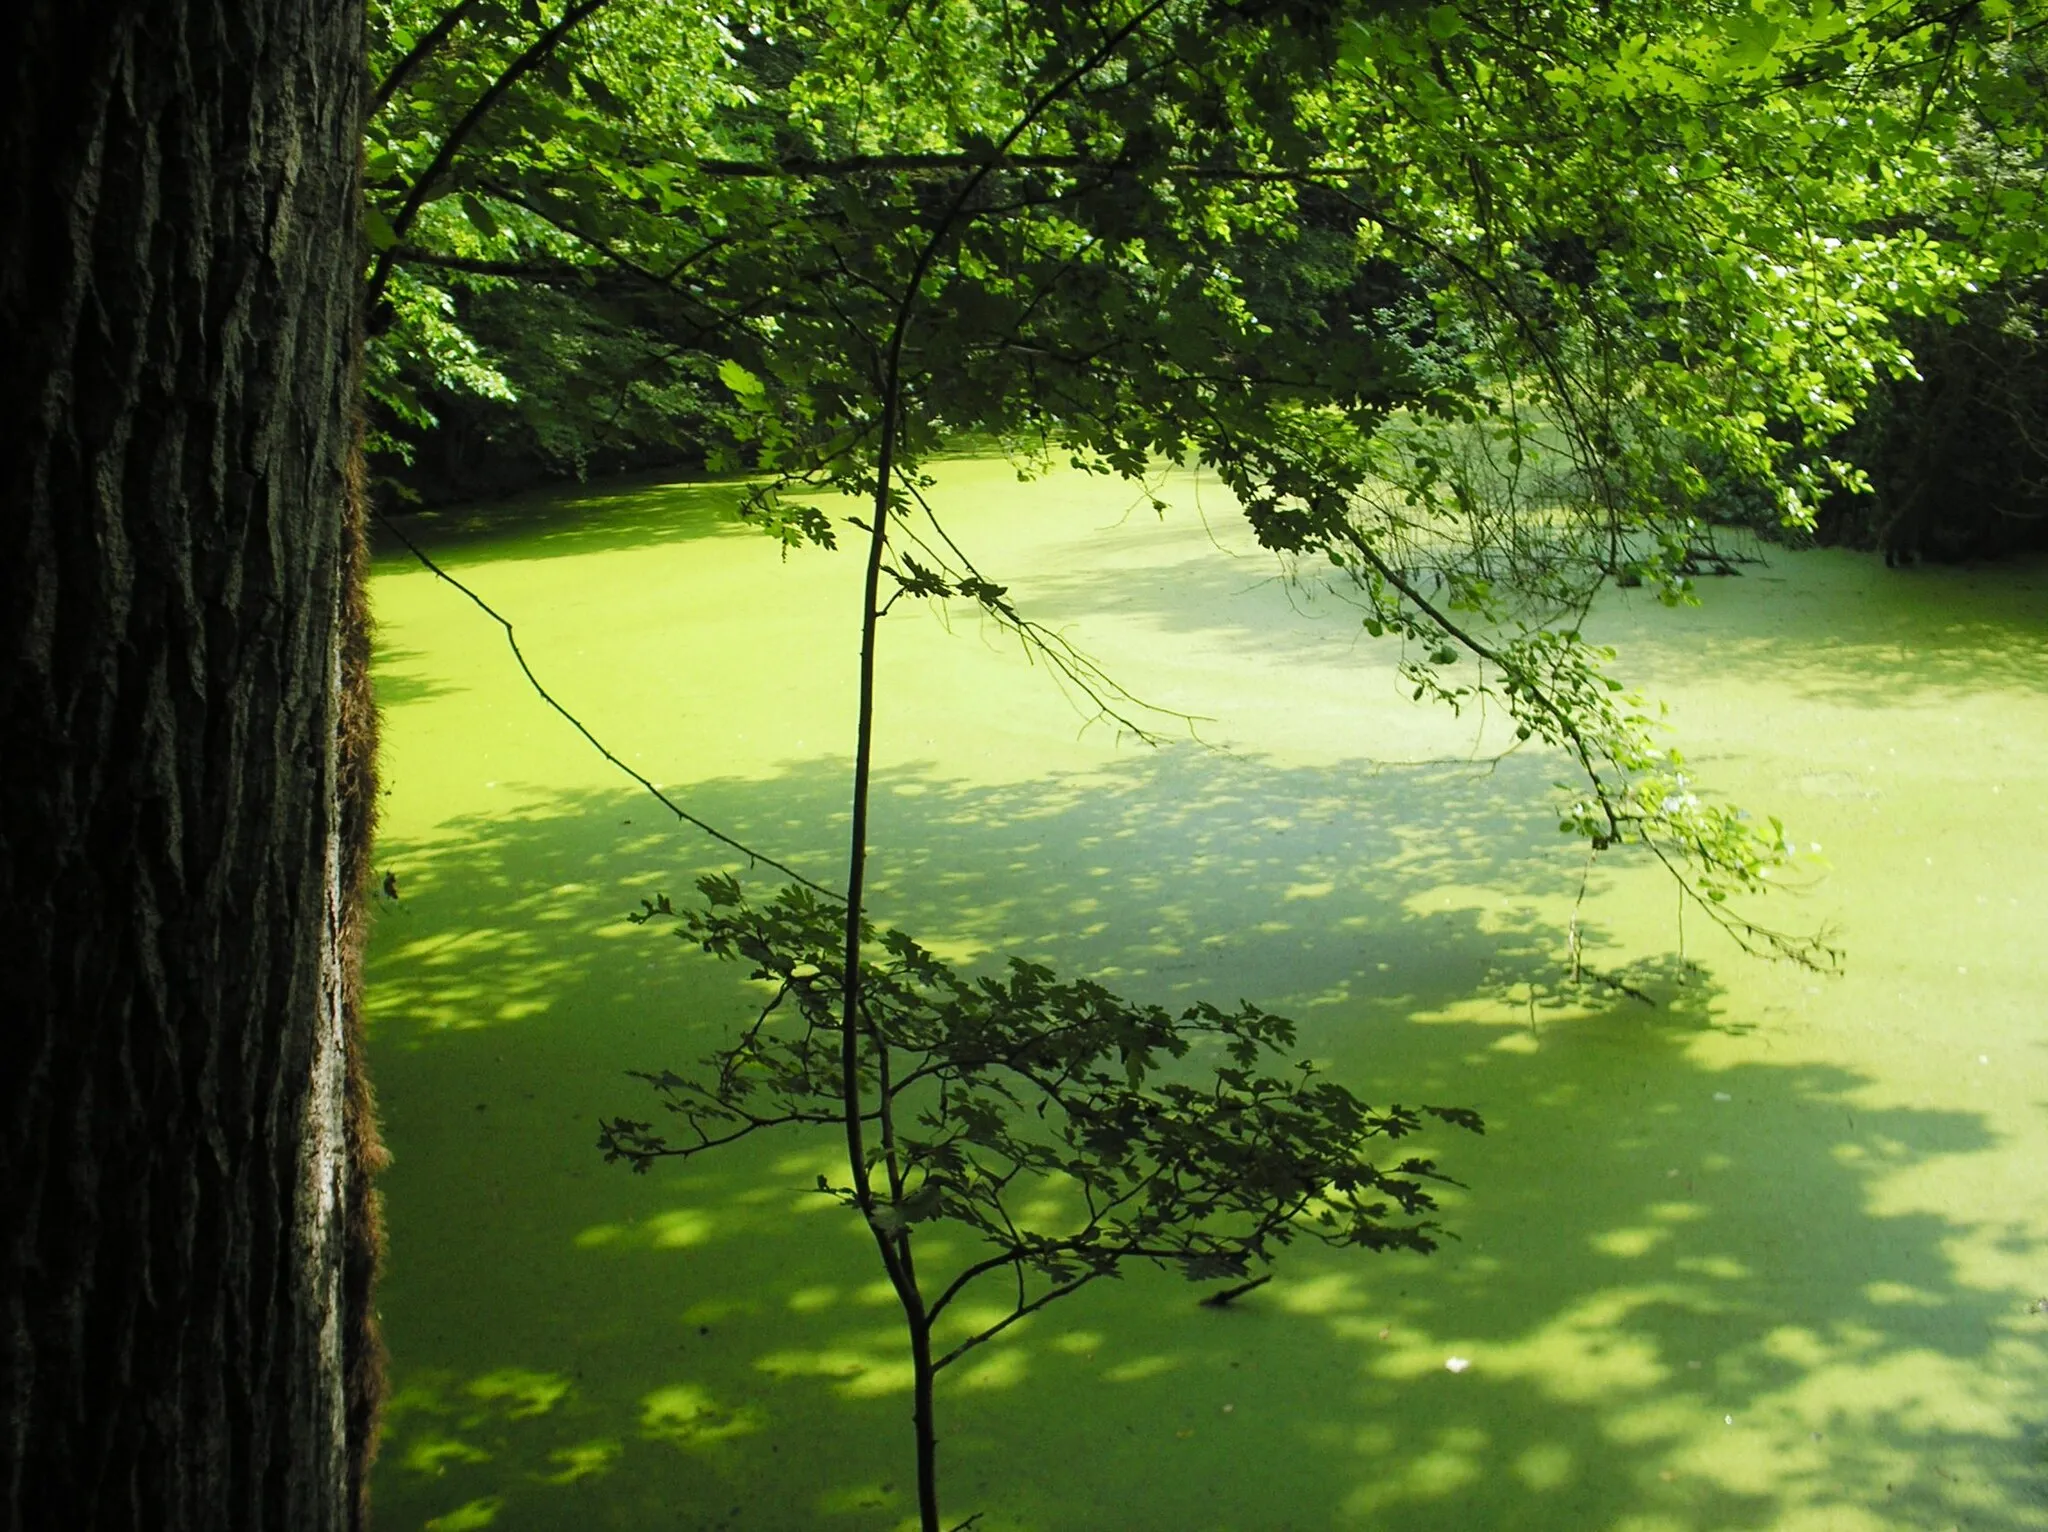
[366, 460, 2048, 1531]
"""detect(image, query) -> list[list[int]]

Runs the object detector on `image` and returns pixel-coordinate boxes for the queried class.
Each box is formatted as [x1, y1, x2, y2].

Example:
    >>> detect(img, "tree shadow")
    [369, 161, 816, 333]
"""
[371, 643, 471, 710]
[1598, 549, 2048, 709]
[373, 472, 775, 568]
[1001, 510, 2048, 714]
[363, 746, 2047, 1532]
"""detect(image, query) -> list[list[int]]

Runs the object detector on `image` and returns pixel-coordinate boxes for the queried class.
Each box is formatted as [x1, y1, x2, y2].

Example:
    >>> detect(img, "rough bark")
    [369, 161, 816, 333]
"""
[0, 1, 376, 1527]
[338, 422, 390, 1532]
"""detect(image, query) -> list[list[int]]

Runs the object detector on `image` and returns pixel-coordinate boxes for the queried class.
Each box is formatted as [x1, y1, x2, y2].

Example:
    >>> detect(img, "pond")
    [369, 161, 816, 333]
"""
[365, 458, 2048, 1531]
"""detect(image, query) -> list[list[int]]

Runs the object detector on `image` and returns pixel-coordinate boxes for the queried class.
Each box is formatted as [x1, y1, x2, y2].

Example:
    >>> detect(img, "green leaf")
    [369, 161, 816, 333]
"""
[579, 71, 626, 115]
[717, 359, 765, 398]
[460, 193, 500, 241]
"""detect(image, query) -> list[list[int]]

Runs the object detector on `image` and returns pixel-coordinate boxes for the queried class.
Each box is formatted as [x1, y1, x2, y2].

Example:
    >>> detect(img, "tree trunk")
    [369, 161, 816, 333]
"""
[909, 1316, 942, 1532]
[0, 2, 377, 1528]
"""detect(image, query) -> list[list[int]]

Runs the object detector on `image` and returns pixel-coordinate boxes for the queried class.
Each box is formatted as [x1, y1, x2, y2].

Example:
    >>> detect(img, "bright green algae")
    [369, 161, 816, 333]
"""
[365, 462, 2048, 1531]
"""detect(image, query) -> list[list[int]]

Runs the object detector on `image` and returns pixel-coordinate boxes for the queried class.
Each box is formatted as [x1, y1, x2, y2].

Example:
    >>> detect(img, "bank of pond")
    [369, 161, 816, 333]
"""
[364, 460, 2048, 1531]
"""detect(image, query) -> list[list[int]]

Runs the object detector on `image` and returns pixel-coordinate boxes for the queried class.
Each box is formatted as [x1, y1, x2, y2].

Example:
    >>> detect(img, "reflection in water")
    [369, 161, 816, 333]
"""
[366, 463, 2048, 1531]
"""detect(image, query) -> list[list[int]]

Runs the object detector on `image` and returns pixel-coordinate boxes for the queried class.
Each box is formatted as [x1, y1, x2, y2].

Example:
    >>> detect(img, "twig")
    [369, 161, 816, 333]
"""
[1198, 1274, 1273, 1307]
[1573, 965, 1657, 1008]
[372, 507, 842, 899]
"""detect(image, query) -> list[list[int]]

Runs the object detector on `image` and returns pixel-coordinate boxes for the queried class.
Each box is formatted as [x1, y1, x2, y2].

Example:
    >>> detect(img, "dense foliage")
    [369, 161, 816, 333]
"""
[604, 876, 1480, 1360]
[609, 879, 1481, 1268]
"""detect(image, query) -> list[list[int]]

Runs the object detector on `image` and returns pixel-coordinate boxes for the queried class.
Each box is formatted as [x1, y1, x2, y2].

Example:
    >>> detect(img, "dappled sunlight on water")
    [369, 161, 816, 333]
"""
[366, 463, 2048, 1531]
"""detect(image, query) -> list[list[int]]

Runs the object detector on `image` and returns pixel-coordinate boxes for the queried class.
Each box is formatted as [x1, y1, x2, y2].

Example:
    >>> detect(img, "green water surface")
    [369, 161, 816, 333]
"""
[365, 461, 2048, 1531]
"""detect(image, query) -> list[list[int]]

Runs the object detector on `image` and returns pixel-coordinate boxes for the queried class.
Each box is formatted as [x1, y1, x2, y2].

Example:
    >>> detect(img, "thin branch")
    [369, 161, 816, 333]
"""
[933, 1272, 1105, 1370]
[1336, 525, 1620, 831]
[479, 182, 673, 289]
[372, 507, 842, 898]
[367, 0, 618, 310]
[389, 248, 606, 281]
[609, 1105, 853, 1161]
[891, 474, 1203, 740]
[690, 152, 1381, 181]
[926, 1248, 1033, 1323]
[372, 0, 487, 114]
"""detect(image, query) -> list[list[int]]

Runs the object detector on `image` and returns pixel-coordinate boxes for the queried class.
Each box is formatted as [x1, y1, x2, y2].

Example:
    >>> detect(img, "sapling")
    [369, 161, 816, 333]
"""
[602, 876, 1481, 1532]
[588, 18, 1501, 1526]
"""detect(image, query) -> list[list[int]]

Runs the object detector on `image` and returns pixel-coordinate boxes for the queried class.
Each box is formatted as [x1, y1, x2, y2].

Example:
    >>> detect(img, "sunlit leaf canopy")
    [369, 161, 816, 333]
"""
[364, 0, 2047, 946]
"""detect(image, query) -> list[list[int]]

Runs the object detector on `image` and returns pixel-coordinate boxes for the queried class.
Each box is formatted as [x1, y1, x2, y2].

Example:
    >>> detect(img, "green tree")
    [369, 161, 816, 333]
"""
[604, 879, 1481, 1531]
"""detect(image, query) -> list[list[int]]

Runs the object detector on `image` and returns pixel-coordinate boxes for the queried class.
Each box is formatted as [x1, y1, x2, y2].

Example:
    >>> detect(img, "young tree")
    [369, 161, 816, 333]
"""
[605, 882, 1481, 1532]
[1, 3, 382, 1527]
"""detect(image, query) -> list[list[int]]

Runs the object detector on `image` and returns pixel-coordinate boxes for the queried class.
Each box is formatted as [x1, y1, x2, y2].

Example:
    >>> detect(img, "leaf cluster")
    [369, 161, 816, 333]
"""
[602, 877, 1482, 1341]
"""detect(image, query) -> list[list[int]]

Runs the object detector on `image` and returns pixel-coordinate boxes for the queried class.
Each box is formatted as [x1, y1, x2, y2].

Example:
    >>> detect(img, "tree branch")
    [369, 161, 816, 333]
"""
[372, 0, 487, 114]
[372, 508, 842, 897]
[367, 0, 618, 309]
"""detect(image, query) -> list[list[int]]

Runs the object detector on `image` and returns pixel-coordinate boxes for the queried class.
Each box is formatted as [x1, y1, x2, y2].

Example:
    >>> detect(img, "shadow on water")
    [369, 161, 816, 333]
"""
[1603, 553, 2048, 707]
[371, 643, 471, 711]
[373, 473, 770, 568]
[364, 745, 2046, 1532]
[1005, 523, 2048, 711]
